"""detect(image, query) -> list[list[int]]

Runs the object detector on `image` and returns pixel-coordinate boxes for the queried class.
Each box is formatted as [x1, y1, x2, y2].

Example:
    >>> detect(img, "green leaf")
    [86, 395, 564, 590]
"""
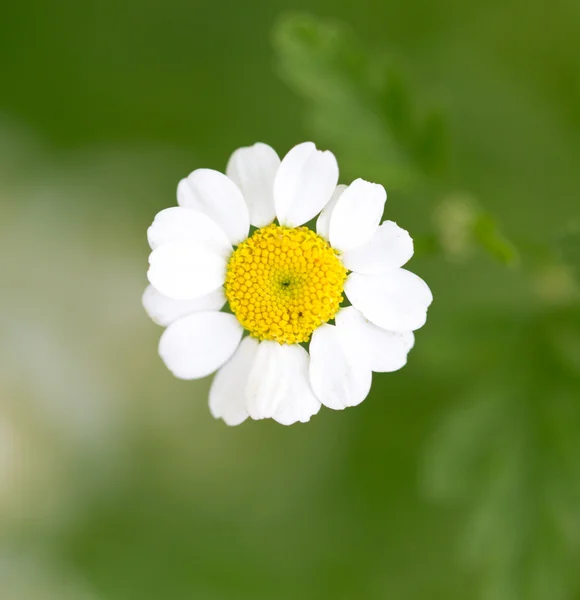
[422, 310, 580, 600]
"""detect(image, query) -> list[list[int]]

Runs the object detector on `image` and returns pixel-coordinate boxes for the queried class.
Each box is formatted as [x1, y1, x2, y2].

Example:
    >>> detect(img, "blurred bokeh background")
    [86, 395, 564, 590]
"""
[1, 1, 579, 599]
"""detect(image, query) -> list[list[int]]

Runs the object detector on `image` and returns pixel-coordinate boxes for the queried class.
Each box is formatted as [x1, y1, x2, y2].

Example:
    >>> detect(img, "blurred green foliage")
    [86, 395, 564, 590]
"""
[273, 14, 447, 188]
[424, 310, 580, 600]
[1, 2, 579, 600]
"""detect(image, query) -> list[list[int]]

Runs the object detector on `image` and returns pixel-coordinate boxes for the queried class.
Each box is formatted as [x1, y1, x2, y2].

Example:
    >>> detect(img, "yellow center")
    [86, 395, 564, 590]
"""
[225, 224, 347, 344]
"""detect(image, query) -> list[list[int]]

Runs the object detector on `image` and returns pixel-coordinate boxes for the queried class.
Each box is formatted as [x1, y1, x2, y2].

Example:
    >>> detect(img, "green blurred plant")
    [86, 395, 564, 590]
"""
[423, 310, 580, 600]
[273, 13, 445, 189]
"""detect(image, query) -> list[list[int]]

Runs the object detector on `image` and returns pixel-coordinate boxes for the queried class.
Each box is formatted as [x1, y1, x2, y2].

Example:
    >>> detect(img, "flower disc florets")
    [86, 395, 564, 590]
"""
[225, 224, 347, 344]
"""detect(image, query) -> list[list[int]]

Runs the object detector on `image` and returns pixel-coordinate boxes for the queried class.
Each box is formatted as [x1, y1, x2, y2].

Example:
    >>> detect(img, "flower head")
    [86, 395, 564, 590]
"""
[144, 142, 432, 426]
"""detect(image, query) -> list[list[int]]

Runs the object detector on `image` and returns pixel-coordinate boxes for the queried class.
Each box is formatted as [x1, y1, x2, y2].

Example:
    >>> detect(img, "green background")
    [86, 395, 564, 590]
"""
[1, 1, 579, 599]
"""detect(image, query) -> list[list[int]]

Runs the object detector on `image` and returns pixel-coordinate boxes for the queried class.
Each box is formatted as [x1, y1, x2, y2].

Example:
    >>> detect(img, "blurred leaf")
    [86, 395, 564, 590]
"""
[423, 310, 580, 600]
[473, 213, 519, 266]
[273, 13, 450, 188]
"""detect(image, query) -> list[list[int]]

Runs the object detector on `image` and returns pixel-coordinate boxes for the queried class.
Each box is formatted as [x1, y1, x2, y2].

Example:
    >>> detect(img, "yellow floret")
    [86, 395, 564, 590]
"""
[224, 224, 347, 344]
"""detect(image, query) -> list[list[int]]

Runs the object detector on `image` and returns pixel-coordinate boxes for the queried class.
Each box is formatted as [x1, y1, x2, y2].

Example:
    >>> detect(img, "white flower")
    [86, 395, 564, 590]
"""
[143, 142, 433, 426]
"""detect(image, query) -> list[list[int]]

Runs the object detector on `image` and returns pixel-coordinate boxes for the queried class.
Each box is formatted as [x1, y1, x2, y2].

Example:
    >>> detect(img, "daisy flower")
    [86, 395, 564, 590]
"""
[143, 142, 432, 426]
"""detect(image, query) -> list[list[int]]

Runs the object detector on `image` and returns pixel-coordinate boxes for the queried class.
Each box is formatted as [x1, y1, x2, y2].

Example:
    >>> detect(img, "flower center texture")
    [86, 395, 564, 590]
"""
[225, 224, 348, 344]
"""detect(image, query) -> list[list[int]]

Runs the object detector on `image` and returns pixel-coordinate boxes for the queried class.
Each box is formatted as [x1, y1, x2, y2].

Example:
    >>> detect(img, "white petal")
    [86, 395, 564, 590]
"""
[209, 336, 258, 426]
[274, 142, 339, 227]
[142, 285, 226, 326]
[245, 342, 285, 419]
[147, 206, 232, 258]
[335, 307, 415, 372]
[316, 184, 347, 240]
[246, 342, 321, 425]
[177, 168, 250, 245]
[159, 312, 243, 380]
[309, 324, 372, 410]
[342, 220, 414, 274]
[329, 178, 386, 252]
[148, 240, 226, 300]
[344, 269, 433, 332]
[272, 346, 322, 426]
[226, 142, 280, 228]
